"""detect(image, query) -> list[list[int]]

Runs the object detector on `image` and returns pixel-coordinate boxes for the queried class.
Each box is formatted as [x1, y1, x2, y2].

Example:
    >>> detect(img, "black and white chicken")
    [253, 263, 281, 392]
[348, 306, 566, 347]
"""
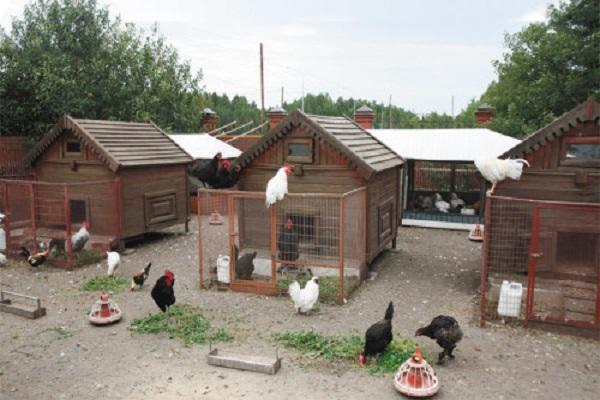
[415, 315, 463, 364]
[358, 301, 394, 366]
[131, 262, 152, 291]
[20, 246, 50, 267]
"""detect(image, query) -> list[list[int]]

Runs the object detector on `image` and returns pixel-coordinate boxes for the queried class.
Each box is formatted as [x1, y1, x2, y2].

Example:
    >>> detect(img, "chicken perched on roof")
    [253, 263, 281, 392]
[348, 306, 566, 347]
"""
[475, 157, 530, 194]
[188, 152, 222, 188]
[415, 315, 463, 364]
[265, 164, 293, 208]
[358, 301, 394, 366]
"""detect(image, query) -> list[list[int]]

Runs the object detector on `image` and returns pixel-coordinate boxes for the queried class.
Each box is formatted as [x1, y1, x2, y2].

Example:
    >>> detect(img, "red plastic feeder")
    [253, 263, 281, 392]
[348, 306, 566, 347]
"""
[468, 223, 484, 242]
[89, 292, 122, 325]
[393, 346, 439, 398]
[209, 211, 224, 225]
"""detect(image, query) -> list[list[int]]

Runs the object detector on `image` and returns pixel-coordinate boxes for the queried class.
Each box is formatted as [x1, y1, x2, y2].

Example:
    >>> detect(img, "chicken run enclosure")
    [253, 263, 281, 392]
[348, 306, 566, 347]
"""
[197, 188, 367, 303]
[0, 179, 120, 269]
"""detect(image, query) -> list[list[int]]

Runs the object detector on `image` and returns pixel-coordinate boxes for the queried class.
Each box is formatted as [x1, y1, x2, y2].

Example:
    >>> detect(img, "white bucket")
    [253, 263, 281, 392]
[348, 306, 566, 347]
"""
[497, 280, 523, 317]
[216, 255, 230, 284]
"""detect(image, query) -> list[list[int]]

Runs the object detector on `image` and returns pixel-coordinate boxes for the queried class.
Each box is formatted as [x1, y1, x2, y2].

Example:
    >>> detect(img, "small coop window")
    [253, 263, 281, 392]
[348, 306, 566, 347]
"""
[65, 141, 81, 154]
[561, 137, 600, 167]
[286, 139, 313, 163]
[70, 199, 88, 224]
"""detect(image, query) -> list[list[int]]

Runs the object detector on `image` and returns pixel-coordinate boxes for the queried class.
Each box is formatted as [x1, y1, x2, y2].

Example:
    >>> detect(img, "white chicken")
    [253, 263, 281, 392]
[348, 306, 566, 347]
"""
[433, 193, 450, 213]
[106, 251, 120, 276]
[71, 221, 90, 252]
[0, 252, 6, 266]
[450, 192, 466, 210]
[265, 164, 293, 208]
[289, 274, 319, 314]
[475, 157, 530, 194]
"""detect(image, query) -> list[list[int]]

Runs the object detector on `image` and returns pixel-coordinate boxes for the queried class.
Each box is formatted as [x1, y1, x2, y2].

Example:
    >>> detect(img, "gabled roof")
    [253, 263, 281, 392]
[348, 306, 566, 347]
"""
[503, 99, 600, 158]
[235, 109, 403, 179]
[369, 128, 519, 162]
[169, 133, 241, 160]
[27, 115, 192, 172]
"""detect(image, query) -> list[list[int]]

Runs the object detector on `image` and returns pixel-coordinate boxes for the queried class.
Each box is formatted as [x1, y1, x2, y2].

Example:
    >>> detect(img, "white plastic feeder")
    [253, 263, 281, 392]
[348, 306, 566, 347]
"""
[497, 280, 523, 317]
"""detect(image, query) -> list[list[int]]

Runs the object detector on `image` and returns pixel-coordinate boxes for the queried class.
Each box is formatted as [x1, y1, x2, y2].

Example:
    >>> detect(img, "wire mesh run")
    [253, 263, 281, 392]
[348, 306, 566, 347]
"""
[197, 187, 367, 304]
[0, 179, 121, 269]
[480, 194, 600, 331]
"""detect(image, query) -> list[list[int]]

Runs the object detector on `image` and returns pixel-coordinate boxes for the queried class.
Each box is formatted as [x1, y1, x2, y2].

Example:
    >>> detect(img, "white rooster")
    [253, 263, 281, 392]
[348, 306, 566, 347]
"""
[433, 193, 450, 213]
[106, 251, 120, 276]
[475, 157, 530, 194]
[265, 164, 293, 208]
[289, 273, 319, 314]
[71, 221, 90, 252]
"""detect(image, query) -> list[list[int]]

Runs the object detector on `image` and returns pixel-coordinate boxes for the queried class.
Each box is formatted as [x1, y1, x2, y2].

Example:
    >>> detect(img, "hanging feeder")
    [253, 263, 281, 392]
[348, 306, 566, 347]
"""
[89, 292, 122, 325]
[468, 223, 484, 242]
[209, 211, 224, 225]
[393, 346, 439, 398]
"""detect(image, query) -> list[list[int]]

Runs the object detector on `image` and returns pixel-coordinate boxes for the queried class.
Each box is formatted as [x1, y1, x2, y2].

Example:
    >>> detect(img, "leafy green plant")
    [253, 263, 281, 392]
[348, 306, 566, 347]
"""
[130, 304, 233, 345]
[80, 275, 129, 292]
[272, 330, 422, 375]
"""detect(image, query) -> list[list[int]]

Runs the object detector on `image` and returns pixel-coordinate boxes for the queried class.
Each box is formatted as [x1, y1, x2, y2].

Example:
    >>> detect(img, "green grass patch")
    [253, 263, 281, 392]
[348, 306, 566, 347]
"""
[272, 330, 421, 374]
[130, 304, 233, 345]
[49, 248, 105, 267]
[276, 274, 360, 305]
[80, 275, 129, 292]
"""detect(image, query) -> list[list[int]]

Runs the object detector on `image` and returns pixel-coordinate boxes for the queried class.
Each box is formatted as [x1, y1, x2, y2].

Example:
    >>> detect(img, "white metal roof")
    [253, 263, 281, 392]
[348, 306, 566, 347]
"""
[368, 128, 520, 162]
[169, 134, 241, 160]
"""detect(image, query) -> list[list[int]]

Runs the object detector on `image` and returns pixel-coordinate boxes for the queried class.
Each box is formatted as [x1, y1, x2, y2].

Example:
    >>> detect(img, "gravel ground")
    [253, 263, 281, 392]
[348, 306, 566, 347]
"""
[0, 222, 598, 400]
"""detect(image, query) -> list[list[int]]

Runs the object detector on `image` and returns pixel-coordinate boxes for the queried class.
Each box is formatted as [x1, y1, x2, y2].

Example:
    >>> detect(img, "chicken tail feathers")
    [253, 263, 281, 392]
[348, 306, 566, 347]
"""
[515, 158, 530, 167]
[20, 246, 30, 258]
[288, 281, 301, 302]
[384, 301, 394, 321]
[144, 262, 152, 275]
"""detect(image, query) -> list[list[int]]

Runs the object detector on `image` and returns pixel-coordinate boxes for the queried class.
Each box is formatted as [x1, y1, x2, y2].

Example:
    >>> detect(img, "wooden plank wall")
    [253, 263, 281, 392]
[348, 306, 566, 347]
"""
[367, 168, 399, 261]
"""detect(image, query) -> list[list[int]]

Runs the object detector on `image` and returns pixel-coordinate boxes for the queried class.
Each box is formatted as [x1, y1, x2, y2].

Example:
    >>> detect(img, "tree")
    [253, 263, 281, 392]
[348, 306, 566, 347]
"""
[480, 0, 599, 137]
[0, 0, 204, 140]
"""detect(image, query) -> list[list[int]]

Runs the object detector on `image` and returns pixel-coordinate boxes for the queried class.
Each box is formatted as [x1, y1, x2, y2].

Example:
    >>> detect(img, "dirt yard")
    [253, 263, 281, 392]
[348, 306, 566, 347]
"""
[1, 222, 598, 400]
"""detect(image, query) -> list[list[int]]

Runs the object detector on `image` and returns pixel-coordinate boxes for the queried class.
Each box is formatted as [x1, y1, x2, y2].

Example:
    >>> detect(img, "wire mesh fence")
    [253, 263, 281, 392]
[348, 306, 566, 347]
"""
[197, 187, 367, 304]
[0, 179, 121, 269]
[481, 194, 600, 331]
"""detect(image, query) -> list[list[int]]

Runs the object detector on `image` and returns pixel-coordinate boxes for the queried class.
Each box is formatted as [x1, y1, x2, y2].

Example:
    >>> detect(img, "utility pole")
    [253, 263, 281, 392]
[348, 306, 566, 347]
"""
[388, 94, 392, 128]
[301, 77, 305, 111]
[259, 43, 265, 124]
[281, 86, 284, 106]
[451, 95, 455, 128]
[380, 103, 384, 128]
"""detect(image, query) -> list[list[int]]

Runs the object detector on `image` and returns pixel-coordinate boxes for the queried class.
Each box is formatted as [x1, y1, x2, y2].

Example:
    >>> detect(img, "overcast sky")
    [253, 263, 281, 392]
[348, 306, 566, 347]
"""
[0, 0, 557, 115]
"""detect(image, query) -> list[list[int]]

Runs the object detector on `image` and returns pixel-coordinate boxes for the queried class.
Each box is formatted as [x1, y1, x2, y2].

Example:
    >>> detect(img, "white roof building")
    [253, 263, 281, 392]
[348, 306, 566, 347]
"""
[169, 134, 241, 160]
[368, 128, 520, 162]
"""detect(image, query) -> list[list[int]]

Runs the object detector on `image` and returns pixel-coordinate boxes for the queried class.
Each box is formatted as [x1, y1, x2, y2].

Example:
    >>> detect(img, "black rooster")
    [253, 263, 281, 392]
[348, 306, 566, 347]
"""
[188, 152, 222, 187]
[415, 315, 463, 364]
[20, 246, 50, 267]
[131, 262, 152, 291]
[225, 164, 243, 187]
[358, 301, 394, 365]
[234, 244, 256, 280]
[151, 270, 176, 314]
[277, 218, 300, 272]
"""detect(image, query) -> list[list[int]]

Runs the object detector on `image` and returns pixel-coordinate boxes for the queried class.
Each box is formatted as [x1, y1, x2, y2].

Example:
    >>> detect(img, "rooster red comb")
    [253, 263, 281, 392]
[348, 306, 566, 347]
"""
[164, 270, 175, 280]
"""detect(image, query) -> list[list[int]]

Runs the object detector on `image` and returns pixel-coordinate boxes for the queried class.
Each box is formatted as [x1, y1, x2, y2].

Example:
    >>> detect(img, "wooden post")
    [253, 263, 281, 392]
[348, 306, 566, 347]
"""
[478, 175, 487, 223]
[29, 182, 36, 249]
[197, 190, 204, 289]
[450, 163, 456, 193]
[525, 204, 541, 327]
[227, 194, 235, 283]
[184, 167, 190, 233]
[114, 177, 123, 251]
[2, 182, 11, 256]
[479, 194, 492, 327]
[338, 196, 345, 304]
[64, 184, 73, 270]
[270, 203, 277, 287]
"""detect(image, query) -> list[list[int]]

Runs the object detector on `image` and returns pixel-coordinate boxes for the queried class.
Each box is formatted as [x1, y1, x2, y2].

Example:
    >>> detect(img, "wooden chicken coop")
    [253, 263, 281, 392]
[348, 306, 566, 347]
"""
[480, 99, 600, 334]
[0, 115, 192, 268]
[197, 109, 403, 301]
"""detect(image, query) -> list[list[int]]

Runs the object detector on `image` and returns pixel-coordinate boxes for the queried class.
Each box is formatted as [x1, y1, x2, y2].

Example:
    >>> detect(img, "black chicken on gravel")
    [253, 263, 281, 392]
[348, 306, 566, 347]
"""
[415, 315, 463, 364]
[358, 301, 394, 365]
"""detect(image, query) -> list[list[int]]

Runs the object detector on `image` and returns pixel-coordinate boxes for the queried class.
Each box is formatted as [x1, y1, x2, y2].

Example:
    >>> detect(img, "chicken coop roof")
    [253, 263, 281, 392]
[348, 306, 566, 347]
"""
[169, 134, 241, 160]
[368, 128, 520, 162]
[235, 109, 403, 179]
[501, 99, 600, 158]
[27, 115, 192, 171]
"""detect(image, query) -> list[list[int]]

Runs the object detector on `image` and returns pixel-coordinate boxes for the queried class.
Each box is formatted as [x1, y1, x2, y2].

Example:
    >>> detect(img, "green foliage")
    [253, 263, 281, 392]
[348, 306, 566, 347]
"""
[272, 330, 421, 374]
[80, 275, 128, 292]
[0, 0, 204, 140]
[276, 274, 359, 305]
[130, 304, 233, 345]
[477, 0, 600, 137]
[202, 92, 262, 129]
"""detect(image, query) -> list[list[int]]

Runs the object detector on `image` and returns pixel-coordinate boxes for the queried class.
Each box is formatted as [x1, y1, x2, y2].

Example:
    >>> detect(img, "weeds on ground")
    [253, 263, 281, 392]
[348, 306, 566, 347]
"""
[80, 275, 129, 292]
[272, 330, 421, 374]
[130, 304, 233, 345]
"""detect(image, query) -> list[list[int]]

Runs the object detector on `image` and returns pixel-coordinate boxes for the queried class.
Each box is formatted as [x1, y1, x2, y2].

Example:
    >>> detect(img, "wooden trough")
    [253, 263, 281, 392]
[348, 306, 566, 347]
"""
[207, 347, 282, 375]
[0, 290, 46, 319]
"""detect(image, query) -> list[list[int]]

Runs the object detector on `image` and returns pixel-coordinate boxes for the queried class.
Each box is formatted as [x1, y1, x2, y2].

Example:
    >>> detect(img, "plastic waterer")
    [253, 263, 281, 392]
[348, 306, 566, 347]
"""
[497, 280, 523, 317]
[217, 255, 230, 284]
